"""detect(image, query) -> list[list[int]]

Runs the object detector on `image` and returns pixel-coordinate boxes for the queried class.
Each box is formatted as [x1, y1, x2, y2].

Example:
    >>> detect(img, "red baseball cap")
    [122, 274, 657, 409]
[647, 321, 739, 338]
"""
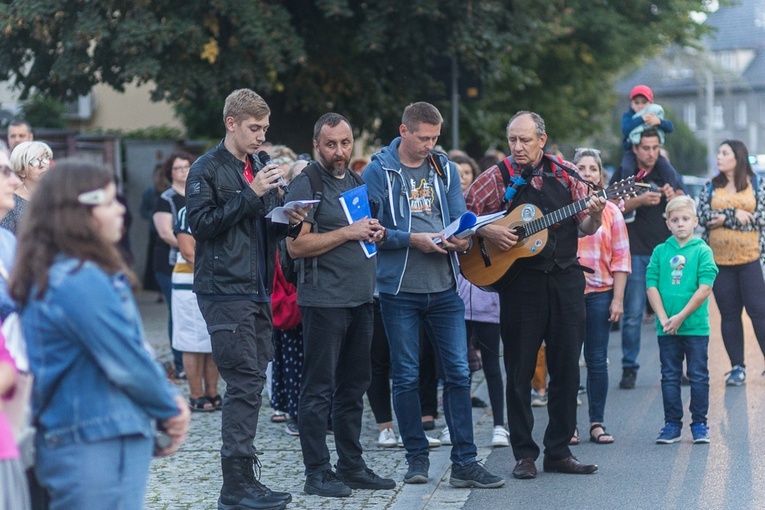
[629, 85, 653, 102]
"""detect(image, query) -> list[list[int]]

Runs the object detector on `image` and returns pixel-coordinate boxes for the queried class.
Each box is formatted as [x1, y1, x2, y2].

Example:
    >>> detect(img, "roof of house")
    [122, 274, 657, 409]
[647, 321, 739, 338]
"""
[617, 0, 765, 97]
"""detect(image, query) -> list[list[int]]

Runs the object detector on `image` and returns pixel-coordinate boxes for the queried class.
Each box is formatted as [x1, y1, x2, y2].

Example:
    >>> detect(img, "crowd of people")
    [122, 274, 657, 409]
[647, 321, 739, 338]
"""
[0, 82, 764, 510]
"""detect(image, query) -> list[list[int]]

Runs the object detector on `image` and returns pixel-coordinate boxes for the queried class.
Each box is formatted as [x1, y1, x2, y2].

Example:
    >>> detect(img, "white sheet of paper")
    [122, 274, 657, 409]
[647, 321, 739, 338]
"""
[266, 200, 320, 224]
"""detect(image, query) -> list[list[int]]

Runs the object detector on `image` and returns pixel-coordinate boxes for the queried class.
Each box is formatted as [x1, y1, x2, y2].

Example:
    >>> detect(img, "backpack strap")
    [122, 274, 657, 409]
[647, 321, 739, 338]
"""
[303, 162, 324, 204]
[349, 170, 364, 186]
[497, 158, 513, 187]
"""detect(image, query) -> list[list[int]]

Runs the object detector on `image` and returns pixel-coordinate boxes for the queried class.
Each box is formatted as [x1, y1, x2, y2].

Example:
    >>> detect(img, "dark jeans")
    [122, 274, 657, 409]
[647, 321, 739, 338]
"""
[658, 335, 709, 425]
[713, 261, 765, 367]
[622, 255, 650, 370]
[584, 290, 612, 424]
[298, 304, 373, 476]
[198, 298, 274, 458]
[499, 267, 585, 461]
[466, 321, 504, 427]
[155, 271, 183, 373]
[419, 329, 439, 418]
[368, 300, 393, 424]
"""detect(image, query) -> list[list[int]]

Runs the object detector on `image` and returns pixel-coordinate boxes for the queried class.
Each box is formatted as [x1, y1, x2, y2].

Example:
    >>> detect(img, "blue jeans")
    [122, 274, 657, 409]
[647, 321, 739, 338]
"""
[379, 288, 477, 466]
[622, 255, 650, 370]
[36, 434, 153, 510]
[658, 335, 709, 425]
[584, 290, 612, 424]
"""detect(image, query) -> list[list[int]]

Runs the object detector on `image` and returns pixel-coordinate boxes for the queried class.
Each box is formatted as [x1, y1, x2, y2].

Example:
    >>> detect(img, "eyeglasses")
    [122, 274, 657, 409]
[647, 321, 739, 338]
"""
[172, 164, 191, 171]
[0, 166, 13, 178]
[29, 157, 52, 168]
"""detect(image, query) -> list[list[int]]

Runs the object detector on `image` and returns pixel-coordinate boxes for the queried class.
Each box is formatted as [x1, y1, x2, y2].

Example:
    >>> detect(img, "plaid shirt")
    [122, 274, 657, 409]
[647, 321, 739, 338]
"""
[577, 201, 631, 293]
[464, 154, 590, 225]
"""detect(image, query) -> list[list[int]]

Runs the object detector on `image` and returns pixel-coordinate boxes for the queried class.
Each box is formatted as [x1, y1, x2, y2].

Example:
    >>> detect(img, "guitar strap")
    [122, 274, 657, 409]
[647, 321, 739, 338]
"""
[542, 157, 600, 192]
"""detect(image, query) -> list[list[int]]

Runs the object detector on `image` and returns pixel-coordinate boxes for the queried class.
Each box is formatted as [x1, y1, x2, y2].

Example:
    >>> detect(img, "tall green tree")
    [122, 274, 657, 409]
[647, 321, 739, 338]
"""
[0, 1, 713, 151]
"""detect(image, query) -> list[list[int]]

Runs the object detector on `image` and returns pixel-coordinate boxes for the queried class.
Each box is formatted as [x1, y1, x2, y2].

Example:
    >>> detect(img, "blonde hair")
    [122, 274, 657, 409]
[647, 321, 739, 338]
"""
[10, 141, 53, 179]
[665, 195, 697, 218]
[269, 145, 297, 163]
[222, 89, 270, 124]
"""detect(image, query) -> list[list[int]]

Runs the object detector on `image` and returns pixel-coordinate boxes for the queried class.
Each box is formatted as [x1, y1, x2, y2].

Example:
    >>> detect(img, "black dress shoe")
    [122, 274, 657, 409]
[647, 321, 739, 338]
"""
[543, 455, 597, 474]
[512, 458, 537, 479]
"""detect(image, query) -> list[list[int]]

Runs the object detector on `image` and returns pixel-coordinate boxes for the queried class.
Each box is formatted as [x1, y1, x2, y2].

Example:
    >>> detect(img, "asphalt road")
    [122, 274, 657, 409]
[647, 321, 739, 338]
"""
[464, 297, 765, 510]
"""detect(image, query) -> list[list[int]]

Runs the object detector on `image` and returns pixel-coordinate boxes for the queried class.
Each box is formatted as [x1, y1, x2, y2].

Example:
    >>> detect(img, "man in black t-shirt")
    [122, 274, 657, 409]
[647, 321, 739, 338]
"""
[619, 129, 684, 389]
[286, 113, 393, 498]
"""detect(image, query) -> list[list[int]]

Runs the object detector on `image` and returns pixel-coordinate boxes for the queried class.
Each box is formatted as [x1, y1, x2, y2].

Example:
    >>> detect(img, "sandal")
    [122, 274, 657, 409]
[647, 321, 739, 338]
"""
[208, 395, 222, 410]
[569, 427, 580, 446]
[271, 411, 287, 423]
[189, 396, 215, 412]
[589, 424, 615, 444]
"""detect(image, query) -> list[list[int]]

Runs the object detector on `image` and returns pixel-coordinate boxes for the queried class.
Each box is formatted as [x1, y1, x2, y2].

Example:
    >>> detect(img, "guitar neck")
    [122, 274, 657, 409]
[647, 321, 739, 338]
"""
[523, 190, 606, 236]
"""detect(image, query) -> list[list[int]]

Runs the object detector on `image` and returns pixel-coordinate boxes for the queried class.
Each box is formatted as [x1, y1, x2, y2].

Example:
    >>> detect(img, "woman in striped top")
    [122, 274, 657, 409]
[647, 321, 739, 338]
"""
[573, 148, 631, 444]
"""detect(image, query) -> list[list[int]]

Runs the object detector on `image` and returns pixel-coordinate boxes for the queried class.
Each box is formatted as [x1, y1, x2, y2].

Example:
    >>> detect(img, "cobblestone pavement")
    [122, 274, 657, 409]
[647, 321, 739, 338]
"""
[139, 291, 499, 510]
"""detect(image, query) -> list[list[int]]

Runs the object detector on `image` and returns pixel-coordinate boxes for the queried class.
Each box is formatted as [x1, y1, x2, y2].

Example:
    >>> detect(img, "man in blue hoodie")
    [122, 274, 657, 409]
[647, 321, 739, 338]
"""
[363, 102, 504, 490]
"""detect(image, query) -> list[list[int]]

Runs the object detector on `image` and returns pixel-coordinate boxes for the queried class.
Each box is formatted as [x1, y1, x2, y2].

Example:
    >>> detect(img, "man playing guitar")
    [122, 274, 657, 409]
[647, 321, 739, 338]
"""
[464, 111, 605, 479]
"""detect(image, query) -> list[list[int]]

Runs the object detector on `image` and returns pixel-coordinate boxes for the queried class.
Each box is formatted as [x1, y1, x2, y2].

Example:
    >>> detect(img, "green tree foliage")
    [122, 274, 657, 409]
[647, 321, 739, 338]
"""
[0, 1, 712, 151]
[21, 93, 67, 129]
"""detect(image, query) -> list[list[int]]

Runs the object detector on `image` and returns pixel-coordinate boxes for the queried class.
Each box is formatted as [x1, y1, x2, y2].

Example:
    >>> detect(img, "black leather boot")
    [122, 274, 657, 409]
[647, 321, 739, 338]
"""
[219, 457, 291, 510]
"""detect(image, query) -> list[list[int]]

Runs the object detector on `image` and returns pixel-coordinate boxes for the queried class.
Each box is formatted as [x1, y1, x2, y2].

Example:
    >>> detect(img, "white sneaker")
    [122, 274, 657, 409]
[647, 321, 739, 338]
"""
[377, 427, 397, 447]
[396, 434, 442, 448]
[492, 426, 510, 447]
[439, 425, 452, 446]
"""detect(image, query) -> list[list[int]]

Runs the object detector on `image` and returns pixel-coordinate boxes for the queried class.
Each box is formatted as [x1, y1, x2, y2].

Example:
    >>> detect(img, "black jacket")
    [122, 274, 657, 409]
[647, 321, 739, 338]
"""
[186, 141, 285, 296]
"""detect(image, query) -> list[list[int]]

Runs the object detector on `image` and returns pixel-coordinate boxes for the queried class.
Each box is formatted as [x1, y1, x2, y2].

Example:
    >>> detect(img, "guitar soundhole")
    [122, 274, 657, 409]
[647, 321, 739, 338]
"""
[514, 225, 527, 241]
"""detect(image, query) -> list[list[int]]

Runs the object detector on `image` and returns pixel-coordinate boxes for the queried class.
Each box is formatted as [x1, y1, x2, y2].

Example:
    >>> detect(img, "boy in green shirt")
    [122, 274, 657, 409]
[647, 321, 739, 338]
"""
[646, 196, 718, 444]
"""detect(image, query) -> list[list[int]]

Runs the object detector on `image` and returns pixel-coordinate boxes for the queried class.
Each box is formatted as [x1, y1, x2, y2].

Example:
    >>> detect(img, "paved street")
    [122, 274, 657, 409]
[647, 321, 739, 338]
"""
[140, 291, 765, 510]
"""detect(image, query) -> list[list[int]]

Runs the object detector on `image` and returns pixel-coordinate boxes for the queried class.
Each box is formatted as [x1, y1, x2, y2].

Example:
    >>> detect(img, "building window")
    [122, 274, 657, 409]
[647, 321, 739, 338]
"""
[684, 103, 697, 131]
[736, 100, 747, 128]
[713, 104, 725, 130]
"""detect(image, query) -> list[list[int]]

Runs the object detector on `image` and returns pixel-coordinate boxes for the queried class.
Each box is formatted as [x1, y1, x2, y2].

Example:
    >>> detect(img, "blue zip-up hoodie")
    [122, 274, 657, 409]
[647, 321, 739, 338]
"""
[363, 137, 466, 295]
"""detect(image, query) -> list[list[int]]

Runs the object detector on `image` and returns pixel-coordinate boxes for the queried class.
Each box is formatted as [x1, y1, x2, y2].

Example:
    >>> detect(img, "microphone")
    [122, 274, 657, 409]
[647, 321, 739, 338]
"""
[257, 151, 289, 191]
[502, 164, 534, 204]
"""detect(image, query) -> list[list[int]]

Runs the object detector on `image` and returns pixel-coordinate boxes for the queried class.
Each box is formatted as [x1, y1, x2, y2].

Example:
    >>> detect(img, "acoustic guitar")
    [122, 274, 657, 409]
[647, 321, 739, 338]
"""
[459, 176, 649, 291]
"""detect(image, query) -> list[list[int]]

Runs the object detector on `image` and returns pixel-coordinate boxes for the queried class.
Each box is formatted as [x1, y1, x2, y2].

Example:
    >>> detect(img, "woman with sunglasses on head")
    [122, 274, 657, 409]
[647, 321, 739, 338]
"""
[8, 160, 190, 510]
[572, 148, 631, 444]
[0, 141, 53, 234]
